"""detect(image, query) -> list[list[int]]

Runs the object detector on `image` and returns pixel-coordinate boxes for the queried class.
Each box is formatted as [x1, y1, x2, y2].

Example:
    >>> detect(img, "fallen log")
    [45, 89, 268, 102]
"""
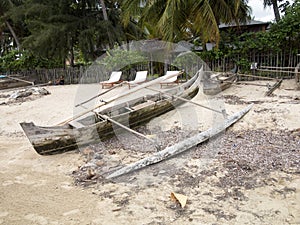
[106, 104, 253, 179]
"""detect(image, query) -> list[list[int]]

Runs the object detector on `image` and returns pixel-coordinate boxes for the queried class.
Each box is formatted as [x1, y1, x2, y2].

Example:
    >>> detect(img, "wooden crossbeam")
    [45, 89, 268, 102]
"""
[145, 87, 226, 115]
[97, 113, 160, 150]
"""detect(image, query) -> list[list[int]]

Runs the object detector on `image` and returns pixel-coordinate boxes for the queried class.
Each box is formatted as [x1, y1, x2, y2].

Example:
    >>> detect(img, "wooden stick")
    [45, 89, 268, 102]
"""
[106, 104, 253, 179]
[145, 87, 225, 115]
[75, 82, 124, 107]
[235, 82, 269, 87]
[237, 73, 276, 80]
[6, 75, 34, 85]
[265, 79, 283, 96]
[260, 66, 296, 69]
[256, 69, 299, 74]
[57, 71, 182, 125]
[97, 113, 160, 150]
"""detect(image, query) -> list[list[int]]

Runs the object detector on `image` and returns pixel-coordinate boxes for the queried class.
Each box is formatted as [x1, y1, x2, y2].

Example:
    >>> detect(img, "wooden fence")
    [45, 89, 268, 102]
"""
[9, 51, 300, 84]
[206, 51, 300, 79]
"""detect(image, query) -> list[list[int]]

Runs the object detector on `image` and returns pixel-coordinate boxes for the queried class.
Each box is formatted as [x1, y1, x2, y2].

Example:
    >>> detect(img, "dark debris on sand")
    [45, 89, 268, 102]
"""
[191, 129, 300, 189]
[72, 126, 300, 190]
[72, 126, 197, 186]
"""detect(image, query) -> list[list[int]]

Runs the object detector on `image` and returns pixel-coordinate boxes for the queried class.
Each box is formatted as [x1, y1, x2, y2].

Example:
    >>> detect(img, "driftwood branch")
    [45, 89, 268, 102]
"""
[265, 79, 283, 96]
[106, 104, 253, 179]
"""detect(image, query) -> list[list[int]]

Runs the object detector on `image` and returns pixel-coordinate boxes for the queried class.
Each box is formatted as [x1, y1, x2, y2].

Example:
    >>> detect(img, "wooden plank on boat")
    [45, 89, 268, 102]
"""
[210, 73, 222, 79]
[69, 120, 85, 129]
[106, 104, 253, 179]
[124, 107, 133, 111]
[131, 100, 154, 110]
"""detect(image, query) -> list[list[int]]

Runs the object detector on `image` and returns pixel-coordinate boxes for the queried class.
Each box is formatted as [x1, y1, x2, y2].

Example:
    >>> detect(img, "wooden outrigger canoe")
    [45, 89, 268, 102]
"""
[20, 70, 202, 155]
[203, 70, 237, 95]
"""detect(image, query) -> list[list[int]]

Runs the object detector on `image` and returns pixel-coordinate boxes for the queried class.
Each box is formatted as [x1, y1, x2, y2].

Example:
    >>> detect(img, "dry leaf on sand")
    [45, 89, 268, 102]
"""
[170, 192, 187, 208]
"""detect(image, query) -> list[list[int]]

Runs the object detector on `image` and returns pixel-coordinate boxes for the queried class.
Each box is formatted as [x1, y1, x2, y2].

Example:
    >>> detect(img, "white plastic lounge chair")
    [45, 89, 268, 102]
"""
[160, 71, 181, 88]
[127, 71, 148, 88]
[100, 71, 122, 88]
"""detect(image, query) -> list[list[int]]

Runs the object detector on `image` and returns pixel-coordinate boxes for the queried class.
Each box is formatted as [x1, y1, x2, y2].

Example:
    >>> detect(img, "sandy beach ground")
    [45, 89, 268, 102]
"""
[0, 79, 299, 225]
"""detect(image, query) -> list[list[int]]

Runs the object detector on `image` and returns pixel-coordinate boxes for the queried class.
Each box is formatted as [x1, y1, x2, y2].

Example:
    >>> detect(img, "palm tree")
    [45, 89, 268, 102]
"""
[263, 0, 281, 22]
[121, 0, 251, 44]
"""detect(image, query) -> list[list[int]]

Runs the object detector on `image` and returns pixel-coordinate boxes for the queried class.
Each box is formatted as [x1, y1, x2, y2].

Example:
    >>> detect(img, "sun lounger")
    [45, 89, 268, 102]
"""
[127, 71, 148, 88]
[160, 71, 181, 88]
[100, 71, 122, 88]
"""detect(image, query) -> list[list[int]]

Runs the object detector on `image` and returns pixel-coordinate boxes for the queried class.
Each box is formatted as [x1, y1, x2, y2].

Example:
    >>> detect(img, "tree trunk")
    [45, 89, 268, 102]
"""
[272, 0, 281, 22]
[5, 20, 20, 50]
[100, 0, 108, 21]
[99, 0, 112, 48]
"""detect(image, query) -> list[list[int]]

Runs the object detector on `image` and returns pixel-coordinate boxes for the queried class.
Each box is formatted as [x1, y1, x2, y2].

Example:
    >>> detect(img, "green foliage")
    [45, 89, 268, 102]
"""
[269, 0, 300, 50]
[235, 58, 250, 73]
[174, 51, 198, 69]
[100, 48, 147, 71]
[0, 50, 62, 72]
[122, 0, 251, 44]
[1, 0, 299, 72]
[2, 0, 143, 68]
[198, 48, 226, 61]
[200, 0, 300, 72]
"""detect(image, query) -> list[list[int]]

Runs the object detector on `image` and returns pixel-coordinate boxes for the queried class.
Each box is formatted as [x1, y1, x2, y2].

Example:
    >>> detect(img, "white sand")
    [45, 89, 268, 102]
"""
[0, 80, 299, 224]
